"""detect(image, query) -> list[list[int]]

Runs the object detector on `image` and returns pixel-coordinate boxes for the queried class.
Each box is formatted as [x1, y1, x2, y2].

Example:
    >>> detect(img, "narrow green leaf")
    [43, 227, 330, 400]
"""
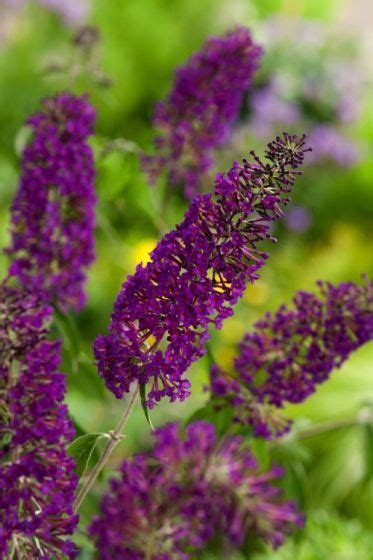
[72, 416, 88, 438]
[186, 400, 216, 425]
[0, 431, 12, 450]
[68, 433, 106, 478]
[187, 399, 235, 437]
[204, 342, 216, 370]
[54, 309, 81, 355]
[139, 383, 155, 431]
[251, 437, 270, 471]
[361, 403, 373, 480]
[14, 125, 33, 156]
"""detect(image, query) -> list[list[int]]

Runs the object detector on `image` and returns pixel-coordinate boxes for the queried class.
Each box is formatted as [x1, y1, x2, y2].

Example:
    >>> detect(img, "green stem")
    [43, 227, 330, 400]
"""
[150, 187, 168, 236]
[295, 417, 357, 439]
[73, 384, 140, 511]
[145, 532, 156, 560]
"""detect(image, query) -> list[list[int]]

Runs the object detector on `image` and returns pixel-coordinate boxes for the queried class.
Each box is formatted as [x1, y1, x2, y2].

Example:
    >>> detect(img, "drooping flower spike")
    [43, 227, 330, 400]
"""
[0, 283, 78, 559]
[210, 277, 373, 439]
[89, 421, 303, 559]
[142, 26, 263, 198]
[95, 133, 310, 408]
[5, 92, 96, 312]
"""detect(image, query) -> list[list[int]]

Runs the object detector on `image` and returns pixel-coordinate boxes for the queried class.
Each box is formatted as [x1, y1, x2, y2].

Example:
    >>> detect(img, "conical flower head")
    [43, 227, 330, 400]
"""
[211, 278, 373, 438]
[89, 421, 303, 559]
[0, 283, 78, 558]
[5, 92, 96, 312]
[142, 26, 263, 198]
[95, 134, 310, 408]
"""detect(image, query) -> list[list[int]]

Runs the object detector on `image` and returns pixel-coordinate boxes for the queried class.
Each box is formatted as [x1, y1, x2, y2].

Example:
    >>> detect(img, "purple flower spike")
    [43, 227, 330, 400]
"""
[211, 278, 373, 438]
[95, 134, 310, 408]
[89, 421, 303, 559]
[142, 26, 263, 198]
[0, 283, 78, 559]
[5, 92, 96, 312]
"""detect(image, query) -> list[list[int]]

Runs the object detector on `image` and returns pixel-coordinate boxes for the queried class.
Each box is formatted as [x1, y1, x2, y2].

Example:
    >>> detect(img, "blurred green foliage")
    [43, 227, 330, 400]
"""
[0, 0, 372, 557]
[251, 510, 373, 560]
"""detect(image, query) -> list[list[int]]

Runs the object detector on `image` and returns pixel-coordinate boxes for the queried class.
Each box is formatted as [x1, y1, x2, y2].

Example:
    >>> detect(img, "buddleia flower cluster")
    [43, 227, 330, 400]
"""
[94, 133, 310, 408]
[210, 278, 373, 439]
[0, 283, 78, 559]
[5, 92, 96, 312]
[142, 26, 262, 198]
[89, 421, 303, 559]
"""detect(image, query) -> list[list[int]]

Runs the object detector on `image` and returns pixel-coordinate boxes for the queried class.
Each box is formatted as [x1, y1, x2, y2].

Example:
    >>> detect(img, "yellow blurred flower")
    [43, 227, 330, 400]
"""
[220, 318, 245, 344]
[330, 222, 359, 248]
[214, 345, 236, 371]
[244, 281, 269, 306]
[304, 222, 370, 284]
[131, 238, 157, 268]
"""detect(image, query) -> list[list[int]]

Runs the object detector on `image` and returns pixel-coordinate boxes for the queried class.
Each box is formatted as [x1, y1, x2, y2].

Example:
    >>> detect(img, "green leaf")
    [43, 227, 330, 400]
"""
[204, 342, 216, 370]
[251, 437, 270, 471]
[187, 400, 216, 424]
[70, 417, 90, 444]
[140, 383, 155, 431]
[187, 399, 235, 437]
[361, 403, 373, 480]
[68, 433, 106, 478]
[0, 431, 12, 450]
[14, 125, 33, 156]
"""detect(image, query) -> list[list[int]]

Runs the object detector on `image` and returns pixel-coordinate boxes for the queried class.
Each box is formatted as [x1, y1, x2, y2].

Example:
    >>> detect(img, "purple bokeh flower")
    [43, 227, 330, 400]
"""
[307, 125, 359, 167]
[243, 16, 362, 170]
[95, 134, 309, 408]
[142, 26, 262, 198]
[211, 278, 373, 438]
[285, 205, 311, 233]
[89, 421, 303, 559]
[0, 283, 78, 558]
[5, 92, 96, 312]
[0, 0, 91, 26]
[247, 87, 358, 168]
[40, 0, 91, 24]
[249, 82, 300, 139]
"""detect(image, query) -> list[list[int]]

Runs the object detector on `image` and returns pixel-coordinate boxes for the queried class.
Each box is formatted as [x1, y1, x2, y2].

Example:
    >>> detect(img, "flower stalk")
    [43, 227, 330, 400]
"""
[73, 384, 140, 511]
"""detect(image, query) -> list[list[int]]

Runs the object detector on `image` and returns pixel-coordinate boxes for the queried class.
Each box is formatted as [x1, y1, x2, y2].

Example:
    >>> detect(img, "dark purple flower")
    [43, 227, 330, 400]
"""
[0, 283, 78, 558]
[211, 278, 373, 438]
[142, 26, 262, 198]
[95, 134, 309, 408]
[5, 92, 96, 312]
[89, 421, 303, 559]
